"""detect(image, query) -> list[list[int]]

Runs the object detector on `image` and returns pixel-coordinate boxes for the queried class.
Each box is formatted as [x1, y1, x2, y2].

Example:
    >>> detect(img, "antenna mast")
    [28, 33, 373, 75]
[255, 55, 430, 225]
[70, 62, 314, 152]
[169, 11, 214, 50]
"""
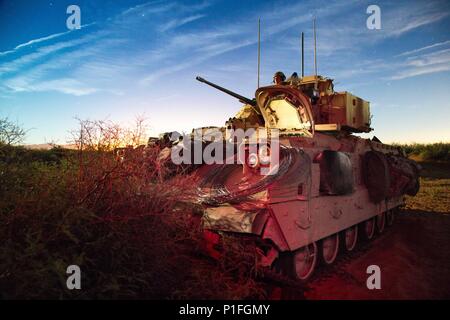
[313, 17, 318, 89]
[313, 18, 318, 76]
[301, 31, 304, 77]
[257, 18, 261, 88]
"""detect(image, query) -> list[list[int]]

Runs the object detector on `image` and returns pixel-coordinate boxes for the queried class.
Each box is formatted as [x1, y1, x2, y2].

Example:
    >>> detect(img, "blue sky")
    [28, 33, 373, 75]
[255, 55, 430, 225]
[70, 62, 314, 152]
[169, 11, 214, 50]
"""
[0, 0, 449, 144]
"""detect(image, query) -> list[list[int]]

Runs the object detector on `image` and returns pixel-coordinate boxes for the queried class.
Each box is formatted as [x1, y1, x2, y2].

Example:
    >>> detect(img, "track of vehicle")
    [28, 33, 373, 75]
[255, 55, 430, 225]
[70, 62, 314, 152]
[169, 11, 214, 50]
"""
[264, 209, 450, 299]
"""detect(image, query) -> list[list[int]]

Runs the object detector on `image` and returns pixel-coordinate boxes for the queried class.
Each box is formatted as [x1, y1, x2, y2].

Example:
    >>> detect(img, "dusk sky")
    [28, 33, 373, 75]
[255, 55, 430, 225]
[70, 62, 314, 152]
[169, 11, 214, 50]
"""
[0, 0, 449, 144]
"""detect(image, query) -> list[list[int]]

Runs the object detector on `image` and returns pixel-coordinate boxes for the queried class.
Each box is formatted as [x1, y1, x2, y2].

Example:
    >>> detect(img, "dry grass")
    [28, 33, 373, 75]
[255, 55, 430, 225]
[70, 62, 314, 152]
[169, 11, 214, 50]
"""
[405, 161, 450, 214]
[396, 143, 450, 162]
[0, 116, 265, 300]
[0, 145, 265, 299]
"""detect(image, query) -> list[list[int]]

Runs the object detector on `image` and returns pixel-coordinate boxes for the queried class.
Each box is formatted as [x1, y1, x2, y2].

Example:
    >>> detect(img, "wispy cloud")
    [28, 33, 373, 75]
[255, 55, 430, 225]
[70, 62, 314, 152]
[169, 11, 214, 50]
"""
[139, 37, 256, 85]
[332, 48, 450, 82]
[119, 0, 176, 16]
[7, 78, 98, 96]
[3, 37, 127, 94]
[159, 14, 206, 32]
[391, 63, 450, 80]
[391, 48, 450, 79]
[389, 11, 449, 37]
[397, 39, 450, 57]
[0, 30, 106, 75]
[141, 0, 360, 84]
[0, 0, 215, 96]
[0, 31, 71, 57]
[0, 23, 95, 57]
[406, 48, 450, 67]
[1, 0, 449, 97]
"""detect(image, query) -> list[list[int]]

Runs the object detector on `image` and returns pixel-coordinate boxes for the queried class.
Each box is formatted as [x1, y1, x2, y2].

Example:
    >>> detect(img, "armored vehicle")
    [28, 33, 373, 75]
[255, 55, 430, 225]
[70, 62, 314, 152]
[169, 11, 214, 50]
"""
[161, 71, 420, 280]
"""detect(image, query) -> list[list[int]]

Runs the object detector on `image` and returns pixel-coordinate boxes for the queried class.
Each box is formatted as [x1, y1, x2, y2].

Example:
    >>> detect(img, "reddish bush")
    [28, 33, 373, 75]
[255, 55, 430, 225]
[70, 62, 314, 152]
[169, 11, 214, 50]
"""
[0, 120, 264, 299]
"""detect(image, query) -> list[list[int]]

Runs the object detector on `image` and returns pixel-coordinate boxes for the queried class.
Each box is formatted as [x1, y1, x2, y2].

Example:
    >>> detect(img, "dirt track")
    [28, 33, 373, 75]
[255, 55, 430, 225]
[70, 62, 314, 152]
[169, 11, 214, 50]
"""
[275, 210, 450, 299]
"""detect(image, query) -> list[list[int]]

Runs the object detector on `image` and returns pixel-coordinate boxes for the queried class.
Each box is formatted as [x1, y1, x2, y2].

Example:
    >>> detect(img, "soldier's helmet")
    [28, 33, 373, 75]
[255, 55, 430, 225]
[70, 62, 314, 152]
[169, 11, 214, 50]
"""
[273, 71, 286, 83]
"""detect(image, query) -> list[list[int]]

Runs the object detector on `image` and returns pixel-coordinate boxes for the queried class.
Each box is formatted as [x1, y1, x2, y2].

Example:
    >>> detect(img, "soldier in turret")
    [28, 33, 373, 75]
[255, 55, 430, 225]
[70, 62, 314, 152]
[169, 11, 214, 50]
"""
[287, 72, 300, 85]
[273, 71, 286, 85]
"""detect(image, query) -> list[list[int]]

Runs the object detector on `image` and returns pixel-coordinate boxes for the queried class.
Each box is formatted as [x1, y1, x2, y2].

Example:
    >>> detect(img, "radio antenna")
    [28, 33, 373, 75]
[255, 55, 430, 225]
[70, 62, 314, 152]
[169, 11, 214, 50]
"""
[301, 31, 304, 77]
[257, 18, 261, 88]
[313, 17, 318, 77]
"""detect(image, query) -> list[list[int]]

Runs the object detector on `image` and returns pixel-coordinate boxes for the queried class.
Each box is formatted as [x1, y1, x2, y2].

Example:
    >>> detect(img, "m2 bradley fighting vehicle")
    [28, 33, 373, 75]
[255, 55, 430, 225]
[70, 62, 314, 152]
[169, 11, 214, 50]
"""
[160, 28, 421, 281]
[182, 73, 420, 280]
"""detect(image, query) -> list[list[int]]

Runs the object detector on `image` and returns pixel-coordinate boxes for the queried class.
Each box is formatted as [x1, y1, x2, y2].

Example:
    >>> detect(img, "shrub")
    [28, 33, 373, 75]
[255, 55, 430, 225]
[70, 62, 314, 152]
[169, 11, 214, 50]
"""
[394, 143, 450, 162]
[0, 123, 263, 299]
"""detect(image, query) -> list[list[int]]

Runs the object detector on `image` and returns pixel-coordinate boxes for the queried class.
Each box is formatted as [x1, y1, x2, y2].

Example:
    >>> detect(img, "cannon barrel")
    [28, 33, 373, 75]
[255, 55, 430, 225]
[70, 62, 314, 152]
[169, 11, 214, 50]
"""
[196, 76, 256, 106]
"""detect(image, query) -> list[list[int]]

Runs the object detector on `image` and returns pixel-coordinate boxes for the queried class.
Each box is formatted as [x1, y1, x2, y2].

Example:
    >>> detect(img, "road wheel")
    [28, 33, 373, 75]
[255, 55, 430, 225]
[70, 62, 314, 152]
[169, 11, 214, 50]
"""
[344, 225, 358, 251]
[364, 217, 376, 240]
[292, 242, 317, 280]
[386, 210, 394, 226]
[321, 233, 339, 265]
[377, 212, 386, 233]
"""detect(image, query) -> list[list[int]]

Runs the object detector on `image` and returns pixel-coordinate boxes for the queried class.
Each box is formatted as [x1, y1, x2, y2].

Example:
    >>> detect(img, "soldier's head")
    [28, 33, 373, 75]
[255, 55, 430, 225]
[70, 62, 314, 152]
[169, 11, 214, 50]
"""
[273, 71, 286, 84]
